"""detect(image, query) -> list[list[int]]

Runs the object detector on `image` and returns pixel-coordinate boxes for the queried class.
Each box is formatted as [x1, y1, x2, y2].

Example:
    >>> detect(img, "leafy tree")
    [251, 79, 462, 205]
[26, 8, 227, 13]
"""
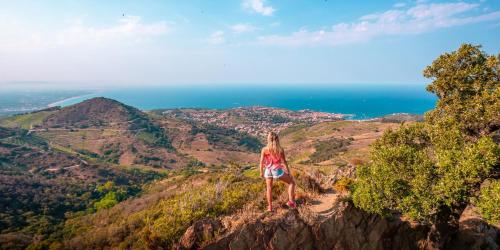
[96, 181, 115, 193]
[424, 44, 499, 137]
[475, 179, 500, 224]
[353, 44, 500, 224]
[94, 192, 119, 211]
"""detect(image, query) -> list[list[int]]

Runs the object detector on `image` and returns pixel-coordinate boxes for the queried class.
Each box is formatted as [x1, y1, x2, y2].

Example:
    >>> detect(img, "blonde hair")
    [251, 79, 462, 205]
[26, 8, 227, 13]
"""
[266, 131, 283, 157]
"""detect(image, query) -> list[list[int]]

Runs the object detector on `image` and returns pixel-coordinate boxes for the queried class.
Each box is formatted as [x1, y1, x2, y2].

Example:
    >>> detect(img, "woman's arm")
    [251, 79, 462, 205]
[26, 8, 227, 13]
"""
[259, 148, 266, 178]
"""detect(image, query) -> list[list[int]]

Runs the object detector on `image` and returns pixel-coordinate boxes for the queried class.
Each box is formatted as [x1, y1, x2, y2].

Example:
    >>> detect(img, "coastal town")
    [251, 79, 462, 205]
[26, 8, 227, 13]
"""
[160, 106, 346, 138]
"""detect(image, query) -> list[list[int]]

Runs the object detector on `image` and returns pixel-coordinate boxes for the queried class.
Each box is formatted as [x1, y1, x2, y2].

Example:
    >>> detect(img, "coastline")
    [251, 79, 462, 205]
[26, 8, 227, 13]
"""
[0, 91, 99, 117]
[47, 93, 98, 108]
[39, 85, 435, 119]
[64, 86, 435, 118]
[46, 95, 420, 121]
[0, 92, 424, 123]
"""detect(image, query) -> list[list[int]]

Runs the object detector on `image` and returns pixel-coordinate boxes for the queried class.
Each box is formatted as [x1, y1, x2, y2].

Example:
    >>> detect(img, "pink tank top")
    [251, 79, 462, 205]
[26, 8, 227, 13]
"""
[263, 150, 284, 170]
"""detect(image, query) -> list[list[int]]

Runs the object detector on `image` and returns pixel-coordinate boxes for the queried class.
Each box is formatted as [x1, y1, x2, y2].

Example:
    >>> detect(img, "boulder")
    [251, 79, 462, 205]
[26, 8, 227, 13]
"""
[176, 218, 223, 250]
[446, 204, 499, 250]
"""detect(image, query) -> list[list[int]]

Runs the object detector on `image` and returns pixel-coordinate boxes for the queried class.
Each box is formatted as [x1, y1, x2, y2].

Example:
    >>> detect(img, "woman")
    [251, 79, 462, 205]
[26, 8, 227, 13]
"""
[260, 131, 296, 212]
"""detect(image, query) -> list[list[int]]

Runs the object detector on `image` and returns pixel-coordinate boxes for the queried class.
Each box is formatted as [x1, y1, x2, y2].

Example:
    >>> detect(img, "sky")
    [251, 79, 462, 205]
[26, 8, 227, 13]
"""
[0, 0, 499, 89]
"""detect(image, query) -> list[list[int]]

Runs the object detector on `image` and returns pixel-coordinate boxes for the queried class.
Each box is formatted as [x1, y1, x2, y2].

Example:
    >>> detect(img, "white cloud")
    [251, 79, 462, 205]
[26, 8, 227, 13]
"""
[57, 16, 169, 46]
[207, 30, 225, 44]
[230, 23, 256, 33]
[243, 0, 275, 16]
[0, 16, 169, 51]
[257, 2, 500, 47]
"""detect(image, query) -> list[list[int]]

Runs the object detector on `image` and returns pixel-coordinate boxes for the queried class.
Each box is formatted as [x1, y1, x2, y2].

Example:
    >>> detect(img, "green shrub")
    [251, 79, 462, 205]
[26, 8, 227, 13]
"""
[75, 149, 99, 158]
[353, 44, 500, 223]
[186, 158, 206, 168]
[333, 177, 354, 192]
[238, 136, 263, 153]
[136, 131, 157, 144]
[353, 122, 499, 222]
[476, 180, 500, 224]
[93, 192, 119, 211]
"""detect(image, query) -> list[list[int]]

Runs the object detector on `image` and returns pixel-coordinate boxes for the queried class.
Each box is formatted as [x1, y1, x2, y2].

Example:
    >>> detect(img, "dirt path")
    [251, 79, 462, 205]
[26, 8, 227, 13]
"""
[308, 189, 340, 218]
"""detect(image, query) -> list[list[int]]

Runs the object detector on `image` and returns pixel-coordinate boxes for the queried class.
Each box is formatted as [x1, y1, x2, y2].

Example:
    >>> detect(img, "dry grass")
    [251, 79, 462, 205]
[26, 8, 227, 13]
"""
[281, 121, 400, 174]
[297, 205, 320, 225]
[333, 177, 354, 193]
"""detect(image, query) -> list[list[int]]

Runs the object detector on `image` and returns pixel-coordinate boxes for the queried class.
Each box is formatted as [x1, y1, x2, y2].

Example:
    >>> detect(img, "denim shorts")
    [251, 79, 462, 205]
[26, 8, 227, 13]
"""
[264, 168, 285, 179]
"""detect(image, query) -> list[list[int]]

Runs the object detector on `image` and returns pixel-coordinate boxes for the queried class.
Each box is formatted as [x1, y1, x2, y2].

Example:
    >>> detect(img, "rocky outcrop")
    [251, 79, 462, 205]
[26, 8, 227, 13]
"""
[201, 203, 430, 250]
[177, 219, 223, 250]
[178, 202, 499, 250]
[446, 204, 499, 250]
[327, 165, 356, 186]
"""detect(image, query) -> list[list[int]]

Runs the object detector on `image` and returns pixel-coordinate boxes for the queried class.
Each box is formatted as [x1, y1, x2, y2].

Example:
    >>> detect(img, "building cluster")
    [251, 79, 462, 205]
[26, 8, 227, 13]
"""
[162, 106, 345, 138]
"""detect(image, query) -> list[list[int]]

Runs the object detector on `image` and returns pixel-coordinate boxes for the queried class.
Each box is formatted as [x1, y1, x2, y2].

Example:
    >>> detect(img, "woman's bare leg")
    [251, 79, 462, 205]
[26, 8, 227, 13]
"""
[266, 178, 273, 211]
[279, 173, 296, 202]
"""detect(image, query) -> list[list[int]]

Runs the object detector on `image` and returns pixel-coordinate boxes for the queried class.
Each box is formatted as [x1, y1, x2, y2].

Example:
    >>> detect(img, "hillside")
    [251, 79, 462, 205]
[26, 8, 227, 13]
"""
[156, 106, 344, 138]
[32, 115, 498, 250]
[0, 126, 165, 247]
[1, 105, 497, 249]
[0, 98, 278, 169]
[0, 99, 402, 249]
[154, 117, 261, 166]
[0, 107, 59, 130]
[41, 97, 144, 129]
[0, 98, 189, 169]
[21, 117, 405, 249]
[152, 106, 345, 166]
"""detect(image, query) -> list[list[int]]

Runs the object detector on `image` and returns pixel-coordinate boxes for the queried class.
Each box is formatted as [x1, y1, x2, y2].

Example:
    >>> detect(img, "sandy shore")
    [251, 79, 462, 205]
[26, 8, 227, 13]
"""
[47, 93, 98, 107]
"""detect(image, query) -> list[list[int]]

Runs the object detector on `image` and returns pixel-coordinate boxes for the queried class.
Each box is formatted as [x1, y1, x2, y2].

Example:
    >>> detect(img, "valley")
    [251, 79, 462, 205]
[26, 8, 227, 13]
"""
[0, 97, 402, 249]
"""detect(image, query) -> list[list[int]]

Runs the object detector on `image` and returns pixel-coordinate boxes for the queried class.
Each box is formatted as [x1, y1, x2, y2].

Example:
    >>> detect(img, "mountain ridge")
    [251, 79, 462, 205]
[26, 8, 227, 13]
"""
[42, 97, 147, 129]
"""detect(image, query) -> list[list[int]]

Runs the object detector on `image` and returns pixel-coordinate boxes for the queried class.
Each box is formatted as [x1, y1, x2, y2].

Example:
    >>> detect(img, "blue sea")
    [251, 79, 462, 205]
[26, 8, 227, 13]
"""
[53, 84, 437, 119]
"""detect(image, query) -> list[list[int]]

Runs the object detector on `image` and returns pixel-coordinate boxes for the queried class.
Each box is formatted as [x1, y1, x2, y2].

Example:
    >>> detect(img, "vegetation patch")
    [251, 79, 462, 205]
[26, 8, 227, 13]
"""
[0, 140, 163, 246]
[101, 143, 122, 164]
[307, 137, 352, 163]
[278, 123, 309, 137]
[190, 123, 263, 153]
[0, 111, 54, 129]
[75, 149, 100, 159]
[475, 179, 499, 224]
[238, 136, 262, 152]
[294, 170, 324, 194]
[136, 131, 157, 144]
[352, 44, 500, 224]
[62, 173, 264, 249]
[333, 177, 354, 193]
[1, 134, 49, 151]
[131, 119, 173, 150]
